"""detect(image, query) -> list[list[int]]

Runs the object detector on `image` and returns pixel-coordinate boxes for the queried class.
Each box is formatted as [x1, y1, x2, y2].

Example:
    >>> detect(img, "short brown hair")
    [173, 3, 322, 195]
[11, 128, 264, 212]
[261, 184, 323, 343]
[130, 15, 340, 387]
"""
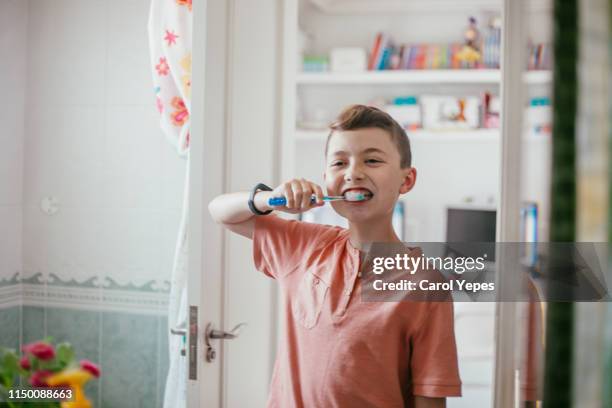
[325, 104, 412, 168]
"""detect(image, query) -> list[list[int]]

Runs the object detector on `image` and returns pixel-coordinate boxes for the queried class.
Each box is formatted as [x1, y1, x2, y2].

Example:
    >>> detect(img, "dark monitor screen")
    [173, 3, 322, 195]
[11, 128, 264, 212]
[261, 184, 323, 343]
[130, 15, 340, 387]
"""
[446, 208, 496, 261]
[446, 208, 496, 242]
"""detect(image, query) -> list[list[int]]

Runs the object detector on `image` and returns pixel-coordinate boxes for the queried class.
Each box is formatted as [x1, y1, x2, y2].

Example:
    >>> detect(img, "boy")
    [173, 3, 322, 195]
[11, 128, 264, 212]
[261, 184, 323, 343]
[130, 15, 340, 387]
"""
[208, 105, 461, 407]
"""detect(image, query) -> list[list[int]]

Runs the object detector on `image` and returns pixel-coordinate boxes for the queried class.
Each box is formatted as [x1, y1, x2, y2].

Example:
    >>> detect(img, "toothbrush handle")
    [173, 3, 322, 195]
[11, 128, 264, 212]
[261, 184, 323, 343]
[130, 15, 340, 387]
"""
[268, 196, 318, 206]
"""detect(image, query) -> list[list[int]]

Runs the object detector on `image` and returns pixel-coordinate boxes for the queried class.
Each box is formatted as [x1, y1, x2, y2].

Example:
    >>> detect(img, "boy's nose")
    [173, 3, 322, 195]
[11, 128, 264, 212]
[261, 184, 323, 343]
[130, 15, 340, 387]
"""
[344, 167, 365, 182]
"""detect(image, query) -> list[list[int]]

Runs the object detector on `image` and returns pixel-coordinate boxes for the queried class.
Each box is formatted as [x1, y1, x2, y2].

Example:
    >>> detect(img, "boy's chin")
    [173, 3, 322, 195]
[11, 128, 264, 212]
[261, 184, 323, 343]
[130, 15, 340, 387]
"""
[335, 203, 396, 225]
[337, 208, 382, 224]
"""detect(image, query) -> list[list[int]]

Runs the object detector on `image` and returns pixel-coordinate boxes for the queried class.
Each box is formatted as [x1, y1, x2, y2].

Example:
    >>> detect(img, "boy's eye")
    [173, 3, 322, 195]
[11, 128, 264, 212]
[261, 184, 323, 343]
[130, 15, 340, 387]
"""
[366, 159, 382, 164]
[331, 161, 345, 167]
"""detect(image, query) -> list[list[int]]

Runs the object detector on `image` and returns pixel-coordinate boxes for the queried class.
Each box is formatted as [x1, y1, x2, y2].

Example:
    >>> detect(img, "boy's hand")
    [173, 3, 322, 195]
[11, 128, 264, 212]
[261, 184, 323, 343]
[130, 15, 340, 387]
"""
[256, 178, 325, 214]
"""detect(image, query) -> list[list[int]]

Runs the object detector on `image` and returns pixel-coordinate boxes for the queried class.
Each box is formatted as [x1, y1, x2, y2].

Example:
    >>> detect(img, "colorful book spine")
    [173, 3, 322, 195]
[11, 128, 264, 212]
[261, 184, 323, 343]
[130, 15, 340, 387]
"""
[368, 33, 383, 70]
[366, 30, 516, 71]
[375, 34, 390, 70]
[407, 46, 417, 69]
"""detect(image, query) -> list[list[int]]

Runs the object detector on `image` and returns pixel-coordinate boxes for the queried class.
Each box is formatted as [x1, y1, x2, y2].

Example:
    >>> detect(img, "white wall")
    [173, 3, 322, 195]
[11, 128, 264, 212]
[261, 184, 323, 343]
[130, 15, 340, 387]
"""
[0, 0, 27, 284]
[21, 0, 186, 289]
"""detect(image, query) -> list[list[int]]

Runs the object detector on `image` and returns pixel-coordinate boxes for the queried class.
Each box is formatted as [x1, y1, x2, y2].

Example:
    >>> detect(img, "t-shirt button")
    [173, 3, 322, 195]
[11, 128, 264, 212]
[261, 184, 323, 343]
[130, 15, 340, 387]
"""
[313, 278, 320, 285]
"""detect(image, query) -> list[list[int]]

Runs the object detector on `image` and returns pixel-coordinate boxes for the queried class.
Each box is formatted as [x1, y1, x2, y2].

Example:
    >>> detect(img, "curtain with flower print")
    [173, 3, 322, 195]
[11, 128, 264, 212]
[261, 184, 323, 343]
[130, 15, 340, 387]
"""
[149, 0, 192, 156]
[148, 1, 192, 408]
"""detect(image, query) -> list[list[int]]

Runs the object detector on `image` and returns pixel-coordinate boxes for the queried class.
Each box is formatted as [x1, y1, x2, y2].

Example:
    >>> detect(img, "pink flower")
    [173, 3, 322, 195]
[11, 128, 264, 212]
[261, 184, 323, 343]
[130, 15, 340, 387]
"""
[156, 57, 170, 76]
[29, 370, 53, 387]
[22, 341, 55, 361]
[19, 356, 31, 370]
[170, 96, 189, 126]
[176, 0, 192, 11]
[156, 96, 164, 113]
[80, 359, 101, 378]
[164, 30, 179, 46]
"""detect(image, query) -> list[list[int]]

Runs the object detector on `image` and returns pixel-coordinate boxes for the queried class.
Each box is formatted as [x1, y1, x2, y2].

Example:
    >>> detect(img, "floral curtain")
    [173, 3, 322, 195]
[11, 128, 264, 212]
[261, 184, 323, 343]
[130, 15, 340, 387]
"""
[148, 1, 193, 408]
[149, 0, 192, 156]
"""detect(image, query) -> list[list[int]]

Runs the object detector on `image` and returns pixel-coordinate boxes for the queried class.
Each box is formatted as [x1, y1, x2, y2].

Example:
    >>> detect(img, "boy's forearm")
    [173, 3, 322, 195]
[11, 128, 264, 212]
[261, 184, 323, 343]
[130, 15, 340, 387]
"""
[208, 191, 273, 224]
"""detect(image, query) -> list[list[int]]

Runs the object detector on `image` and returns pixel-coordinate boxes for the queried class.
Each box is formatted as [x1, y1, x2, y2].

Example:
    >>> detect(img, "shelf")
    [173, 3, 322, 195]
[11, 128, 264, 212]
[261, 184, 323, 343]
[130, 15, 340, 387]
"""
[308, 0, 551, 14]
[295, 128, 551, 143]
[295, 128, 501, 142]
[296, 70, 551, 85]
[309, 0, 501, 14]
[523, 70, 552, 84]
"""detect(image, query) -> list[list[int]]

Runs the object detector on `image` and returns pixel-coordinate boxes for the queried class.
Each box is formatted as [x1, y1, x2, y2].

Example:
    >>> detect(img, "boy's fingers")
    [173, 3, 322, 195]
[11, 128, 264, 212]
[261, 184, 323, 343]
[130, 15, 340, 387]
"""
[284, 182, 295, 209]
[299, 179, 312, 209]
[291, 180, 303, 209]
[313, 184, 324, 204]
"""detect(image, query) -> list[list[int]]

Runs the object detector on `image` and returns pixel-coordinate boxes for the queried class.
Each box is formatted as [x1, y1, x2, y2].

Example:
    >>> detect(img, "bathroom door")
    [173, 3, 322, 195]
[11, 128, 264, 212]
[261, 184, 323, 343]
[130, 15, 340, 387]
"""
[187, 0, 282, 406]
[184, 0, 227, 405]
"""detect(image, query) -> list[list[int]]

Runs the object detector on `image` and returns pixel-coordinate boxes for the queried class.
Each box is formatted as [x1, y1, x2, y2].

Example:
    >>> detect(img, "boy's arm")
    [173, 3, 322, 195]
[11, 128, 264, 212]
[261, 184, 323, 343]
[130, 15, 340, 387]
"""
[207, 191, 273, 239]
[207, 179, 325, 239]
[414, 396, 445, 408]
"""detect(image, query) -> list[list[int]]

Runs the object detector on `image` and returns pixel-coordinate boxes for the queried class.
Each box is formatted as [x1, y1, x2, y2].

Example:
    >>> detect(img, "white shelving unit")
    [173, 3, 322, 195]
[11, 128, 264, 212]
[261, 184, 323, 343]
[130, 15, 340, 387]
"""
[295, 128, 551, 143]
[282, 1, 553, 240]
[297, 69, 551, 85]
[308, 0, 551, 15]
[295, 128, 502, 142]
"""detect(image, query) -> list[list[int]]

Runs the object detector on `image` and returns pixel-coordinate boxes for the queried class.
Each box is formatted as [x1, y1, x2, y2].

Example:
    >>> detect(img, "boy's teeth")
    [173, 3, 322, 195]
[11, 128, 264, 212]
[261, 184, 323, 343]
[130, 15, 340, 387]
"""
[343, 190, 373, 201]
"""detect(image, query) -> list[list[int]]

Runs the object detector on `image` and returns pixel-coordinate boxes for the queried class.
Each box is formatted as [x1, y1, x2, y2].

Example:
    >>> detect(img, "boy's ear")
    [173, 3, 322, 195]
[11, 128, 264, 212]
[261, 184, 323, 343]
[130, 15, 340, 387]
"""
[399, 167, 417, 194]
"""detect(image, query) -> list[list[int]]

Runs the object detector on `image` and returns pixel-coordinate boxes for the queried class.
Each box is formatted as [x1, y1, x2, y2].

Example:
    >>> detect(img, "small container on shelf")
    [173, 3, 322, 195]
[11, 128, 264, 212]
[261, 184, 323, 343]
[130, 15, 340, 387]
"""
[330, 47, 367, 72]
[302, 55, 329, 72]
[421, 95, 480, 130]
[384, 96, 421, 131]
[525, 97, 552, 134]
[482, 92, 501, 129]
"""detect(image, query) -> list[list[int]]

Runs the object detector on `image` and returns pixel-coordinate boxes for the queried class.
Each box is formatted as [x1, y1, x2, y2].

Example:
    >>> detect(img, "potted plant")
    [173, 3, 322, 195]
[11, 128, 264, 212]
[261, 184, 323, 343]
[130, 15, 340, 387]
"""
[0, 339, 101, 408]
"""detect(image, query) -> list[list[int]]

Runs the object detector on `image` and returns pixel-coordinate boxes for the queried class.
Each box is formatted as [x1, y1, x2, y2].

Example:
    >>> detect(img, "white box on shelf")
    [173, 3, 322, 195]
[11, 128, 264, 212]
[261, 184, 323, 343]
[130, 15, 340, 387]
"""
[329, 47, 367, 72]
[421, 95, 480, 130]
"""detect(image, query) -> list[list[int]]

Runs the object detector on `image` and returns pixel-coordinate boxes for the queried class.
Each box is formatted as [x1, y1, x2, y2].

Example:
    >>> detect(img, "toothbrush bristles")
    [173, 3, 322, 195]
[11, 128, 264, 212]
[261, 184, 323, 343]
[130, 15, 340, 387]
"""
[343, 191, 373, 202]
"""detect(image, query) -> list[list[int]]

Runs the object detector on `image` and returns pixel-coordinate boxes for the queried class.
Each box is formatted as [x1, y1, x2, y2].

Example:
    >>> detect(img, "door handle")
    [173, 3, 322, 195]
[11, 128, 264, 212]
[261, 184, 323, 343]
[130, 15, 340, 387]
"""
[206, 322, 247, 340]
[204, 322, 247, 362]
[170, 324, 187, 336]
[170, 323, 187, 356]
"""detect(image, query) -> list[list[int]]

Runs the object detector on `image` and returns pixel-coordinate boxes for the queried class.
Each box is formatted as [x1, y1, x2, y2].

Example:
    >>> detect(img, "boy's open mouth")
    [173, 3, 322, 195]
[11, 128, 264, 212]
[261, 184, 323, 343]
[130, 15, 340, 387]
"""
[341, 188, 374, 202]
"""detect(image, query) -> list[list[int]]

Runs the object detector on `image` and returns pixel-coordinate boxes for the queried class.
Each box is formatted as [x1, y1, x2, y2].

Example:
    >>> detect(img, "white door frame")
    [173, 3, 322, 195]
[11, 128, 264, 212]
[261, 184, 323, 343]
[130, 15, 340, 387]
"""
[188, 0, 231, 405]
[189, 0, 282, 406]
[494, 0, 527, 407]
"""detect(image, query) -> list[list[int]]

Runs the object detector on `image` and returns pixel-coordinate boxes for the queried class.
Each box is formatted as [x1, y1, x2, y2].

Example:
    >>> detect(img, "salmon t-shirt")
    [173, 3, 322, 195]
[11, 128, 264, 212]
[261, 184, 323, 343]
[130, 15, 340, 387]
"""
[253, 215, 462, 408]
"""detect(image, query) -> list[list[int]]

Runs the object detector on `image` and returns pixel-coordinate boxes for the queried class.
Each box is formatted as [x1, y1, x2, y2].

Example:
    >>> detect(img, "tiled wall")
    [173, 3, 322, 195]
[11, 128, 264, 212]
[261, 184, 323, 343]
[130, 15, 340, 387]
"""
[0, 0, 185, 407]
[22, 0, 186, 289]
[0, 0, 26, 288]
[0, 304, 170, 408]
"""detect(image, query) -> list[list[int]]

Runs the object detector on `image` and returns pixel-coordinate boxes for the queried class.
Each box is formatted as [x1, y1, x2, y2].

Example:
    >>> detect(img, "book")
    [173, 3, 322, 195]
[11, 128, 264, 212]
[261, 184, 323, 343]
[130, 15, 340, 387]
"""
[368, 33, 383, 70]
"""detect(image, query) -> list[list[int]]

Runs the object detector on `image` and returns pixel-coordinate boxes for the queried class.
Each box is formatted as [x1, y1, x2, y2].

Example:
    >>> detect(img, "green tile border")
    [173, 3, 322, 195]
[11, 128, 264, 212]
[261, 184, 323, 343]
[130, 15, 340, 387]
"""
[19, 272, 170, 294]
[0, 272, 20, 287]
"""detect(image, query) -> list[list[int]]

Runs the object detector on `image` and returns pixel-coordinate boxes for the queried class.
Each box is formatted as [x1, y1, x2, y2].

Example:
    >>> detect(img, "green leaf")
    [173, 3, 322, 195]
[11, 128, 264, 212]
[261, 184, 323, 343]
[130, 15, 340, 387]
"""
[0, 348, 19, 387]
[55, 343, 74, 367]
[42, 336, 54, 344]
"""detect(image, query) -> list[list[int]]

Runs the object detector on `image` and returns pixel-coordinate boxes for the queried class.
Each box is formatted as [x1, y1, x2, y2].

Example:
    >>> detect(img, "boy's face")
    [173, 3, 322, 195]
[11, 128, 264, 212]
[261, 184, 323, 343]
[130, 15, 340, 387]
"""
[323, 128, 416, 224]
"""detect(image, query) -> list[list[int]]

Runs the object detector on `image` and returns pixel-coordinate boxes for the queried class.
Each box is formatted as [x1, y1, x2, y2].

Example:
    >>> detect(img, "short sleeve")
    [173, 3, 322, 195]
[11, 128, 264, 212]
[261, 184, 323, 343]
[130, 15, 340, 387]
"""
[252, 215, 343, 279]
[410, 301, 462, 397]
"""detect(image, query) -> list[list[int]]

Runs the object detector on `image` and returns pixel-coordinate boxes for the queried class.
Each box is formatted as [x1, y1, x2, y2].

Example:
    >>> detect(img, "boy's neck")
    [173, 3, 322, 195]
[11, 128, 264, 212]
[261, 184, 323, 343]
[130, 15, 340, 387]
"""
[347, 218, 401, 251]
